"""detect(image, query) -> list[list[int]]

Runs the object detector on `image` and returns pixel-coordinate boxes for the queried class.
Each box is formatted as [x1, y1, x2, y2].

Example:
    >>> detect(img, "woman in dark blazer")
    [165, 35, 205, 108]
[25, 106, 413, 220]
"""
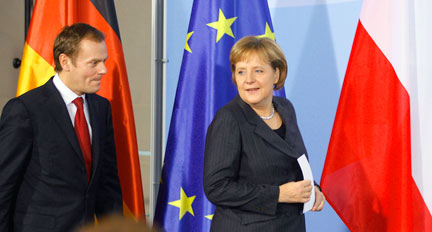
[203, 36, 325, 231]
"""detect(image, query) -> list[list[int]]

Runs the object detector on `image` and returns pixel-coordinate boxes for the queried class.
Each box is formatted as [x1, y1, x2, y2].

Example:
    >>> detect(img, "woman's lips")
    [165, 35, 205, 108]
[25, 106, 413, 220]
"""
[246, 88, 259, 93]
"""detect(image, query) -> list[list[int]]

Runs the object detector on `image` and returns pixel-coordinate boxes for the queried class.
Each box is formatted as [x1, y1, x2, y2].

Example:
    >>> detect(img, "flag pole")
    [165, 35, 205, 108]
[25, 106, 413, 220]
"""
[14, 0, 33, 69]
[150, 0, 165, 223]
[25, 0, 33, 40]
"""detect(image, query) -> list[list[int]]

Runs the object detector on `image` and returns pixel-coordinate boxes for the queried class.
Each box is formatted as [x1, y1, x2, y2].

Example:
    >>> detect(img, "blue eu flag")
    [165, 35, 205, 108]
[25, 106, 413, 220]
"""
[154, 1, 285, 231]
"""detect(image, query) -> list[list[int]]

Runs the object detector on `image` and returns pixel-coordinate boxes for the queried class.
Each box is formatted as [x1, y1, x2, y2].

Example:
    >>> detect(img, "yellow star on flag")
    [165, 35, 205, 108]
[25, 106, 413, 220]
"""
[168, 187, 196, 220]
[185, 31, 194, 53]
[205, 214, 214, 220]
[206, 9, 237, 42]
[257, 22, 275, 40]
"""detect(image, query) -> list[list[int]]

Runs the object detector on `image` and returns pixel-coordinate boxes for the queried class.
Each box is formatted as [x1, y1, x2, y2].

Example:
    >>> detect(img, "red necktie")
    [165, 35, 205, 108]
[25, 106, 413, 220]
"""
[73, 97, 92, 182]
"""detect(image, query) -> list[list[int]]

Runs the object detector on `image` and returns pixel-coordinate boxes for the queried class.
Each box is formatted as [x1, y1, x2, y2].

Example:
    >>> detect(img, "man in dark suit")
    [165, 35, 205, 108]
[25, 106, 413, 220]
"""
[0, 23, 123, 232]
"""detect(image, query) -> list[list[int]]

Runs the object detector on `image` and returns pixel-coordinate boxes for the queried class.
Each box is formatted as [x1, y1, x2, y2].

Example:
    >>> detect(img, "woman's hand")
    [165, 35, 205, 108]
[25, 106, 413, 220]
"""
[312, 186, 325, 211]
[278, 180, 312, 203]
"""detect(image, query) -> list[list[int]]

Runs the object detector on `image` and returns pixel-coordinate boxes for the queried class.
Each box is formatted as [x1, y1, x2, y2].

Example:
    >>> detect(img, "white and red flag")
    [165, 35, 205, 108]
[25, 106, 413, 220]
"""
[321, 0, 432, 231]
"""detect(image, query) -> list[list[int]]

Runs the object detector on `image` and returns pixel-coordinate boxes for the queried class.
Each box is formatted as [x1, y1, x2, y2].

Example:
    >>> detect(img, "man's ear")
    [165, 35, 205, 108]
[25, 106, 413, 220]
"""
[59, 54, 71, 71]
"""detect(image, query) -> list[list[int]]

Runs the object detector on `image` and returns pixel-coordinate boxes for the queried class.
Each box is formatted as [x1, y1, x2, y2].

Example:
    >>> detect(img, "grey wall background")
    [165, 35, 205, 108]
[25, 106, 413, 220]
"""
[0, 1, 23, 110]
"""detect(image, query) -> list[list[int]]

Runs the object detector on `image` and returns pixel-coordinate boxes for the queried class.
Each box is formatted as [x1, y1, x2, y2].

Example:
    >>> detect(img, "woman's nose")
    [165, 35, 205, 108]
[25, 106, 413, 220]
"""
[245, 72, 255, 83]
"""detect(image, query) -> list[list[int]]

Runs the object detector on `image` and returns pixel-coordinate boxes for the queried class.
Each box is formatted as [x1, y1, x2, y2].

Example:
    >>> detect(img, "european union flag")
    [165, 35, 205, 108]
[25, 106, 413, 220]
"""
[154, 1, 285, 231]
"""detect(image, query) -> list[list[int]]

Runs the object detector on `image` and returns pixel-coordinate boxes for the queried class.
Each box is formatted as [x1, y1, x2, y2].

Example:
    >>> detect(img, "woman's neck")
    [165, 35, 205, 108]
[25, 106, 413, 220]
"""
[250, 101, 273, 118]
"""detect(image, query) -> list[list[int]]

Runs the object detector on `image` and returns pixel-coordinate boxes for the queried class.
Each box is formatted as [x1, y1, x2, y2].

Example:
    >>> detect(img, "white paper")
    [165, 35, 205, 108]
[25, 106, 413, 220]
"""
[297, 154, 315, 213]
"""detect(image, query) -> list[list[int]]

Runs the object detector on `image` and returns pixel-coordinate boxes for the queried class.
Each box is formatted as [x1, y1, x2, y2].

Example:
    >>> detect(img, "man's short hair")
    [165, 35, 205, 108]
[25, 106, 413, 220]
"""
[53, 23, 105, 72]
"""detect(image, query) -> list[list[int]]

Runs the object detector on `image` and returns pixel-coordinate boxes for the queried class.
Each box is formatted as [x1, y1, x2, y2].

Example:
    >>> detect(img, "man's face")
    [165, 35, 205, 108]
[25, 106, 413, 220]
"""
[64, 38, 108, 95]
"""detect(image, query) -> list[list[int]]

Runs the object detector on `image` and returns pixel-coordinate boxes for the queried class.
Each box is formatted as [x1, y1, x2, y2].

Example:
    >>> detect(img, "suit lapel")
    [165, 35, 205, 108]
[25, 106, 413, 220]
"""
[235, 95, 301, 159]
[43, 79, 84, 162]
[273, 99, 303, 159]
[86, 94, 101, 186]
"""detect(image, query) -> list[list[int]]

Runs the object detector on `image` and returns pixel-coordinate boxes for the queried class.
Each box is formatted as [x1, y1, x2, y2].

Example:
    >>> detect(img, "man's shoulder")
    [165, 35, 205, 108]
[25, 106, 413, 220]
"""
[17, 79, 54, 103]
[1, 80, 58, 118]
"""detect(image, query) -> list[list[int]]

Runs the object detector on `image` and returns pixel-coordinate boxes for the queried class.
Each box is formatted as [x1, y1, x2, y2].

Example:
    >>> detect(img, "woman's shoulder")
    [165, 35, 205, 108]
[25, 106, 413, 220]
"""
[207, 98, 243, 134]
[214, 97, 242, 120]
[273, 96, 294, 109]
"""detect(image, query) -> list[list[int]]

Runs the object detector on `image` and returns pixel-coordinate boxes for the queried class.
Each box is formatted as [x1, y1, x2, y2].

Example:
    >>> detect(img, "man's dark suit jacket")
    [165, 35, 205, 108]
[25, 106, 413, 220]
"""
[0, 78, 123, 232]
[204, 95, 308, 232]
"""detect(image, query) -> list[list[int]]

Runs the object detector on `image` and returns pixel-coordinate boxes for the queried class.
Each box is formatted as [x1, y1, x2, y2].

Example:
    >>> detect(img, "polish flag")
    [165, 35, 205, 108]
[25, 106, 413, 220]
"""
[321, 0, 432, 231]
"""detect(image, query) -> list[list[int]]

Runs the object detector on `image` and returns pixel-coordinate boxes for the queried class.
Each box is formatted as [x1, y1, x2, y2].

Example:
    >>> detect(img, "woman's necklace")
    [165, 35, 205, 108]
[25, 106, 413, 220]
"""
[260, 106, 275, 120]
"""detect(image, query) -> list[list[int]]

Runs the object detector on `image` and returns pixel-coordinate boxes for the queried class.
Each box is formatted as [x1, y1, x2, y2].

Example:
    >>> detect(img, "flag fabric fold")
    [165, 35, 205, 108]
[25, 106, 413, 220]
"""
[17, 0, 145, 220]
[321, 0, 432, 231]
[154, 0, 284, 231]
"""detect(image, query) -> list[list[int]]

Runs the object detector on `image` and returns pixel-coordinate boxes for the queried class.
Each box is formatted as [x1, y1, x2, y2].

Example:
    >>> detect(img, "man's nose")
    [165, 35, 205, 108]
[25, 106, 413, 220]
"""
[99, 62, 107, 75]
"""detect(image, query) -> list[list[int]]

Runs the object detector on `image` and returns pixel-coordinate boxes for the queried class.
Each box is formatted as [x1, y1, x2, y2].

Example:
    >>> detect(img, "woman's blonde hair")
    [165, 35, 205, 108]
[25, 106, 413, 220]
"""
[229, 36, 287, 90]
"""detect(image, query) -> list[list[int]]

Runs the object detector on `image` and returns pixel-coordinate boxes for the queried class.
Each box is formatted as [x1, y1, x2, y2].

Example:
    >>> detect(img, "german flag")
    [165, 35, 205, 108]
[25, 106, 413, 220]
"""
[17, 0, 145, 220]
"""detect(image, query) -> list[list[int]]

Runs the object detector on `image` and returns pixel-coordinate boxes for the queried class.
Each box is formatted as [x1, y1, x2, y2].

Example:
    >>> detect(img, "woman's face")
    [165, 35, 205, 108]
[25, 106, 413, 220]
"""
[234, 52, 279, 109]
